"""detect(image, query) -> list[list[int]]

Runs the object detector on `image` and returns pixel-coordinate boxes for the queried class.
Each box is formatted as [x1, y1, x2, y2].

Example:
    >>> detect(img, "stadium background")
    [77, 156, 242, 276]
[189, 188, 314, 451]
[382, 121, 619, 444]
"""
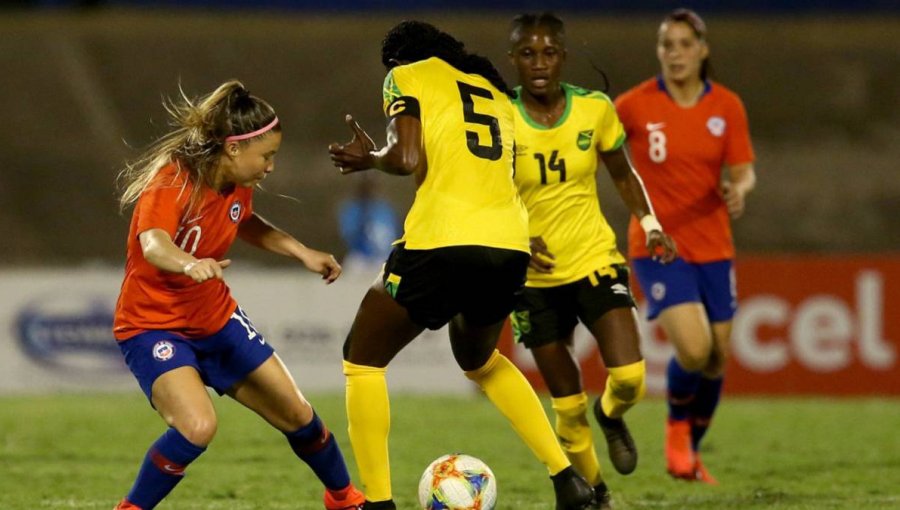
[1, 0, 898, 397]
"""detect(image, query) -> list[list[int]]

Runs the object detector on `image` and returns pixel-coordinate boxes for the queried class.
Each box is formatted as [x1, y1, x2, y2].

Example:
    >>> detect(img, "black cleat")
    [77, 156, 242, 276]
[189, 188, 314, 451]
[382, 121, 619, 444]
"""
[593, 398, 638, 475]
[362, 500, 396, 510]
[551, 466, 595, 510]
[591, 482, 613, 510]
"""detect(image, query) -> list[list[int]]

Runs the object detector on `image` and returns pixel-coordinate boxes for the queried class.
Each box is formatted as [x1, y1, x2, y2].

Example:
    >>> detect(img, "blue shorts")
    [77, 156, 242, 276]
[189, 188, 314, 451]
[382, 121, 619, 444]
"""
[118, 305, 275, 402]
[631, 258, 736, 322]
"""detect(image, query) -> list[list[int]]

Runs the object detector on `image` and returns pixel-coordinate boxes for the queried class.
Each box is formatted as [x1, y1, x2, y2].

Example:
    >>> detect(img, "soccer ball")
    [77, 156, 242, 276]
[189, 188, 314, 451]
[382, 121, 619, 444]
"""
[417, 453, 497, 510]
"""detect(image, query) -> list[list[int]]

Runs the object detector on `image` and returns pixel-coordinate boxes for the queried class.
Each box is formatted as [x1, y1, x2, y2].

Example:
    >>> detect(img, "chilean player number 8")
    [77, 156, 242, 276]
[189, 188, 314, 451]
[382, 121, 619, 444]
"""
[648, 129, 667, 163]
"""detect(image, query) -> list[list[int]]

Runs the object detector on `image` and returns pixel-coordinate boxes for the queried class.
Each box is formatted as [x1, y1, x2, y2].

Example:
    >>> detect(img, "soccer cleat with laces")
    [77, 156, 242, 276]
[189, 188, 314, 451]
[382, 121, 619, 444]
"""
[591, 482, 613, 510]
[323, 484, 366, 510]
[114, 500, 141, 510]
[665, 418, 695, 479]
[593, 398, 638, 475]
[693, 455, 719, 485]
[551, 466, 595, 510]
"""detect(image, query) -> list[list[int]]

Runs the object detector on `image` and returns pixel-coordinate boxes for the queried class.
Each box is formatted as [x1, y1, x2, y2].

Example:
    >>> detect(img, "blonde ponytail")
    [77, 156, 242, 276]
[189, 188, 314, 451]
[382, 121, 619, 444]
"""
[117, 80, 279, 214]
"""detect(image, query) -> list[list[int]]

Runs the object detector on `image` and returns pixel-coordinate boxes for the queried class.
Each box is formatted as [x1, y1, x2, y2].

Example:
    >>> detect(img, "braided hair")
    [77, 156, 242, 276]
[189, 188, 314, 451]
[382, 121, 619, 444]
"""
[509, 12, 565, 46]
[510, 12, 611, 93]
[381, 21, 514, 98]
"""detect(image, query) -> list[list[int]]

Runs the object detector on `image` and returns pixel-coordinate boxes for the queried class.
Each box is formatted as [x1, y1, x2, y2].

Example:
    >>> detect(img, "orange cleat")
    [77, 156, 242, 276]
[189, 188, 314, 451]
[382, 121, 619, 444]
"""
[114, 500, 142, 510]
[665, 418, 695, 480]
[324, 483, 366, 510]
[693, 455, 719, 485]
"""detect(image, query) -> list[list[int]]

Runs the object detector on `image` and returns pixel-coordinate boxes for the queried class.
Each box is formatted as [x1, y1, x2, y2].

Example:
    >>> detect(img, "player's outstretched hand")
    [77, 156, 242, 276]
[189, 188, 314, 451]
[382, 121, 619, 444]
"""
[299, 248, 342, 284]
[183, 258, 231, 283]
[328, 114, 377, 174]
[647, 231, 677, 264]
[528, 236, 556, 274]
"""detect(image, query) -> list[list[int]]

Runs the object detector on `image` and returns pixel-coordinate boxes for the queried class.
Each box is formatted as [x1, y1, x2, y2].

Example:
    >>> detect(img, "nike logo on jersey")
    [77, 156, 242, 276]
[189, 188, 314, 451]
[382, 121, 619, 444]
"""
[646, 121, 666, 131]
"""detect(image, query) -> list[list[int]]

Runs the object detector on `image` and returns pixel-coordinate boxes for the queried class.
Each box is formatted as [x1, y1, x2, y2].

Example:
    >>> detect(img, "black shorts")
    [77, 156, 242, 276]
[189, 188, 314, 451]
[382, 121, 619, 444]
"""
[382, 243, 530, 330]
[511, 264, 636, 349]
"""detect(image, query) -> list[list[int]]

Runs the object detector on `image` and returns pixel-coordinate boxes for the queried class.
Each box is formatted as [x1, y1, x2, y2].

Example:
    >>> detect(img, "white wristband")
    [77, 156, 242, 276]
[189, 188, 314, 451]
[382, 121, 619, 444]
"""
[182, 261, 198, 274]
[640, 215, 663, 235]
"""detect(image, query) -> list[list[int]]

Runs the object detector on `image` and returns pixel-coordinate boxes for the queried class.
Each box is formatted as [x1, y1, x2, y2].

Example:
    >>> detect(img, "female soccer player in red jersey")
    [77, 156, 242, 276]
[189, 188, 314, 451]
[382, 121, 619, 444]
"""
[506, 13, 676, 509]
[112, 80, 364, 510]
[615, 9, 757, 484]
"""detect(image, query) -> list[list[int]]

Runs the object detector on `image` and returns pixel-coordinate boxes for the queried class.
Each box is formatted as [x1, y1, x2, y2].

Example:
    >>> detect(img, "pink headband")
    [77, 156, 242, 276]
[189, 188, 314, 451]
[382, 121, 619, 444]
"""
[225, 117, 279, 142]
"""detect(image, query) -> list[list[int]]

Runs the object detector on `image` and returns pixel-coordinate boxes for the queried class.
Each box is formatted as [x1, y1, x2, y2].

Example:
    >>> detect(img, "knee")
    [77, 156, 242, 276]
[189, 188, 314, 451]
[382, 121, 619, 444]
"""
[676, 347, 711, 372]
[703, 350, 728, 377]
[552, 393, 589, 426]
[279, 399, 315, 432]
[607, 360, 646, 404]
[176, 415, 218, 447]
[464, 349, 503, 382]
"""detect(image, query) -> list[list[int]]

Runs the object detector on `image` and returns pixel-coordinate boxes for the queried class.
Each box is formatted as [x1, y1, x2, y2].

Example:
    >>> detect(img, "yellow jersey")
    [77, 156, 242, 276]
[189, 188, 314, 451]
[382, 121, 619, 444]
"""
[382, 57, 529, 253]
[512, 82, 627, 287]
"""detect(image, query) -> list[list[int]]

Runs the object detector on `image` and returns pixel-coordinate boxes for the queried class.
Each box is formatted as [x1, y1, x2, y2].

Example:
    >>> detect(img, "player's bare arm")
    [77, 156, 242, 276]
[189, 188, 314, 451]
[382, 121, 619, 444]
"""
[600, 146, 677, 263]
[138, 228, 231, 282]
[721, 162, 756, 219]
[237, 213, 341, 284]
[329, 114, 423, 176]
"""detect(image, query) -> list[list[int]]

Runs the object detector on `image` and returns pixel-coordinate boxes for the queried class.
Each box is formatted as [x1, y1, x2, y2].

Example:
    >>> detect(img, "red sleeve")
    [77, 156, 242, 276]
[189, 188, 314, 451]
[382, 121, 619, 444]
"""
[134, 184, 189, 239]
[724, 93, 755, 166]
[614, 94, 632, 135]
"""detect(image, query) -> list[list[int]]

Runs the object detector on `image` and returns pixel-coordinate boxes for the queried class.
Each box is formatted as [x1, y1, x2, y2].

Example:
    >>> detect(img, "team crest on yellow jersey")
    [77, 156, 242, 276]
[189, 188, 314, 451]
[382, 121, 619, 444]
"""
[577, 130, 594, 151]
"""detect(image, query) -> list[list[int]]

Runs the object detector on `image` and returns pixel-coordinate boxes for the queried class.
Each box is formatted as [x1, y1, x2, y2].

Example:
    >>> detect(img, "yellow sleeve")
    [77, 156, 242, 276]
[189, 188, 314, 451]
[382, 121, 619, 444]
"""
[595, 95, 626, 152]
[382, 66, 419, 116]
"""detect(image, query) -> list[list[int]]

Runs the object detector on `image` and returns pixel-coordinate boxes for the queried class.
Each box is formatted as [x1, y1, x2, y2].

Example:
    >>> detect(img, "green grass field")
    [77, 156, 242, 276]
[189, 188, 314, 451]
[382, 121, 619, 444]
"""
[1, 393, 898, 509]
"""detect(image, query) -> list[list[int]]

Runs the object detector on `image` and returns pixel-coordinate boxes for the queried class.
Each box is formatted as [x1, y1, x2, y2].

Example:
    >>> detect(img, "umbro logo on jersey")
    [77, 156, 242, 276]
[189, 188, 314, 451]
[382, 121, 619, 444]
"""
[646, 121, 666, 131]
[611, 283, 629, 295]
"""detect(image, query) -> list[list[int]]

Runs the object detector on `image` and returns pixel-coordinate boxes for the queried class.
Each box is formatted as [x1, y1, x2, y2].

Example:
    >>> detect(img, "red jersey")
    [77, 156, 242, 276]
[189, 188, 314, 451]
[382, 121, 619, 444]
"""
[113, 163, 253, 340]
[616, 77, 754, 263]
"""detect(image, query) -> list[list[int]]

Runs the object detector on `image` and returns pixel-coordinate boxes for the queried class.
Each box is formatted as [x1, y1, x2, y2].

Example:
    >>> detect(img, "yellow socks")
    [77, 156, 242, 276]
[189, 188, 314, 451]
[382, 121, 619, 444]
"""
[465, 350, 570, 475]
[600, 360, 647, 419]
[343, 360, 392, 502]
[552, 392, 603, 486]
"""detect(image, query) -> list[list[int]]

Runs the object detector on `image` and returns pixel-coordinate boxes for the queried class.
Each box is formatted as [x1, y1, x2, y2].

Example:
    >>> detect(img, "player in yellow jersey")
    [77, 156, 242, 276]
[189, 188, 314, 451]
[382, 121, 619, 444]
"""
[507, 13, 677, 509]
[328, 21, 595, 510]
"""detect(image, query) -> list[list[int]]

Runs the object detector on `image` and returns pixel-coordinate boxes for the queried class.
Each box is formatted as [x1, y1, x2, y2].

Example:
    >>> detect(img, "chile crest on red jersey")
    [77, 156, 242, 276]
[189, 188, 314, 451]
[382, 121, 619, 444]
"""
[229, 200, 242, 223]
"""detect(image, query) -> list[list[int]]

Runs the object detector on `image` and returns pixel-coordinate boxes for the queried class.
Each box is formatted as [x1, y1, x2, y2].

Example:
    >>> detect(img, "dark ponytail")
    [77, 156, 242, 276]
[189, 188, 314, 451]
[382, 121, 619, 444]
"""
[381, 20, 515, 98]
